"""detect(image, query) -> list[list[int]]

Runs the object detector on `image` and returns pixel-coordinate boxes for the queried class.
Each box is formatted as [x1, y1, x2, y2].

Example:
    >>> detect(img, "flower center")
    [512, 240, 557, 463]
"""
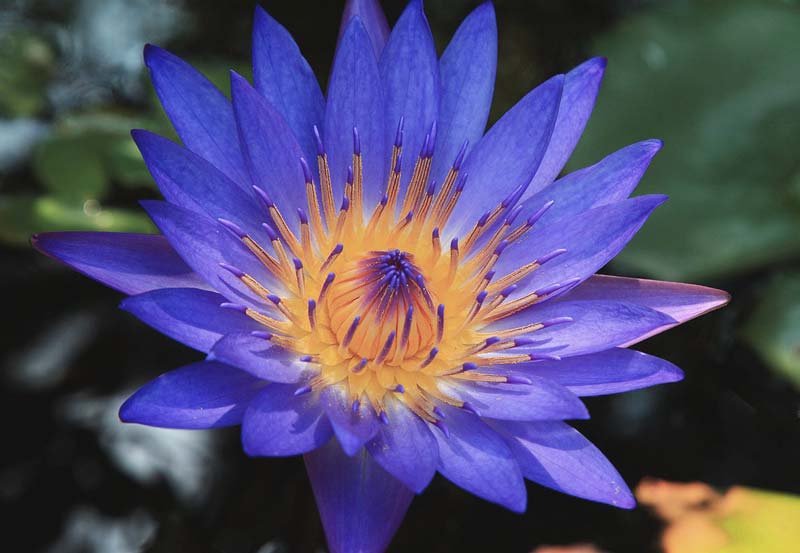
[219, 122, 572, 423]
[328, 250, 436, 362]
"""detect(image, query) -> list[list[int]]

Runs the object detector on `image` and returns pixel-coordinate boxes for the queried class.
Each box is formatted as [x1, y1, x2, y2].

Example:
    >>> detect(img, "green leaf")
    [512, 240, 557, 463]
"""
[33, 136, 109, 204]
[741, 272, 800, 390]
[0, 195, 155, 245]
[569, 0, 800, 280]
[0, 30, 55, 117]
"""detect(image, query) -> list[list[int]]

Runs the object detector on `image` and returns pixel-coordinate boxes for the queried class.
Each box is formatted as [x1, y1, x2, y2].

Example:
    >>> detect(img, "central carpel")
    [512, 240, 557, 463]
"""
[327, 250, 437, 362]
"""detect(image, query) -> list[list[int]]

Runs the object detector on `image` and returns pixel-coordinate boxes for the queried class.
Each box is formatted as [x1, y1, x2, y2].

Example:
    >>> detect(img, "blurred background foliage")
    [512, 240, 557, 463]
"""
[2, 0, 799, 552]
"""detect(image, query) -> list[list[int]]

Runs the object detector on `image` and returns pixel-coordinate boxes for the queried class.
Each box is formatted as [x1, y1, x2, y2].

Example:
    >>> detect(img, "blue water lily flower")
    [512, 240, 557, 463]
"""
[33, 1, 729, 551]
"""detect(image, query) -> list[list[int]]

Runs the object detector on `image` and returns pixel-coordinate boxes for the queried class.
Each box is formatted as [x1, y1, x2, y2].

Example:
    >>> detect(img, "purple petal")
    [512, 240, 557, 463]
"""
[120, 288, 262, 353]
[305, 439, 412, 553]
[141, 200, 283, 307]
[32, 232, 206, 295]
[568, 275, 730, 345]
[379, 0, 440, 202]
[143, 45, 249, 188]
[325, 17, 387, 208]
[366, 396, 438, 493]
[252, 6, 325, 169]
[210, 333, 302, 383]
[490, 299, 676, 358]
[440, 377, 588, 421]
[241, 383, 332, 456]
[496, 195, 667, 299]
[513, 348, 684, 397]
[524, 57, 607, 198]
[447, 74, 564, 237]
[520, 139, 663, 228]
[432, 2, 497, 186]
[338, 0, 390, 60]
[231, 72, 309, 221]
[119, 361, 265, 429]
[320, 385, 380, 456]
[493, 420, 635, 508]
[433, 405, 527, 512]
[132, 130, 265, 237]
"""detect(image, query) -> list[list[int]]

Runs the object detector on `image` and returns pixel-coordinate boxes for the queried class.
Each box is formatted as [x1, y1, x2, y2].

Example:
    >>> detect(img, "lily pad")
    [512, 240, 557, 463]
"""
[569, 0, 800, 281]
[741, 272, 800, 390]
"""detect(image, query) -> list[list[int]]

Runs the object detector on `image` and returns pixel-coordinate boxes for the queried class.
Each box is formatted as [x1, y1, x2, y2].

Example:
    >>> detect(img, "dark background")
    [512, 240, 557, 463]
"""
[2, 0, 799, 551]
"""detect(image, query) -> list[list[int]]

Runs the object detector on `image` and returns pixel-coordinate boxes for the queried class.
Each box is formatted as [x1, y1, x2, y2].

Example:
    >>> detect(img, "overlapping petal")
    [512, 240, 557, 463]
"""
[523, 57, 607, 198]
[144, 45, 249, 188]
[496, 195, 668, 299]
[433, 2, 496, 186]
[321, 385, 380, 456]
[502, 348, 684, 397]
[490, 299, 676, 358]
[494, 420, 635, 508]
[231, 73, 309, 223]
[325, 17, 387, 208]
[433, 405, 527, 512]
[339, 0, 390, 60]
[119, 361, 265, 429]
[120, 288, 262, 353]
[32, 232, 206, 295]
[132, 129, 265, 237]
[242, 384, 332, 456]
[440, 377, 588, 421]
[142, 200, 284, 307]
[210, 332, 302, 383]
[305, 439, 414, 553]
[252, 6, 325, 168]
[446, 74, 563, 237]
[366, 396, 438, 493]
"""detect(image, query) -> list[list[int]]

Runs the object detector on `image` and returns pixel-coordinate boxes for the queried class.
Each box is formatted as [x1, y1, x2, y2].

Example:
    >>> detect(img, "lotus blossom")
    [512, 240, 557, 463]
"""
[32, 1, 729, 551]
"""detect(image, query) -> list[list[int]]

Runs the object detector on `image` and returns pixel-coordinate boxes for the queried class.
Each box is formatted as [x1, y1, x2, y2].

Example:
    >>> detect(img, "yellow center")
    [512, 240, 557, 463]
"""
[226, 129, 564, 422]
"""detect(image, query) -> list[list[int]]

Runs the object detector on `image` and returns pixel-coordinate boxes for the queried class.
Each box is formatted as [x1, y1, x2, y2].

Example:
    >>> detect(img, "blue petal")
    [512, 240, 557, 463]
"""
[379, 0, 440, 202]
[241, 383, 333, 456]
[210, 333, 303, 383]
[142, 200, 284, 307]
[325, 17, 387, 209]
[566, 275, 730, 346]
[32, 232, 206, 295]
[512, 348, 684, 397]
[523, 57, 607, 198]
[490, 299, 676, 358]
[120, 288, 261, 353]
[440, 377, 588, 421]
[304, 439, 413, 553]
[520, 140, 663, 228]
[496, 195, 667, 299]
[320, 385, 380, 456]
[230, 72, 309, 222]
[339, 0, 390, 60]
[252, 6, 325, 170]
[433, 405, 527, 512]
[132, 129, 265, 237]
[366, 396, 438, 493]
[143, 45, 249, 188]
[446, 74, 564, 237]
[493, 420, 635, 508]
[119, 361, 265, 429]
[432, 2, 496, 185]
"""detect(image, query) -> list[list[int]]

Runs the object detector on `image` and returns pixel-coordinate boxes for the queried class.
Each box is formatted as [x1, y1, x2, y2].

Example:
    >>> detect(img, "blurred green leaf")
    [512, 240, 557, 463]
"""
[33, 136, 109, 204]
[0, 195, 155, 244]
[570, 0, 800, 280]
[741, 272, 800, 390]
[0, 30, 55, 117]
